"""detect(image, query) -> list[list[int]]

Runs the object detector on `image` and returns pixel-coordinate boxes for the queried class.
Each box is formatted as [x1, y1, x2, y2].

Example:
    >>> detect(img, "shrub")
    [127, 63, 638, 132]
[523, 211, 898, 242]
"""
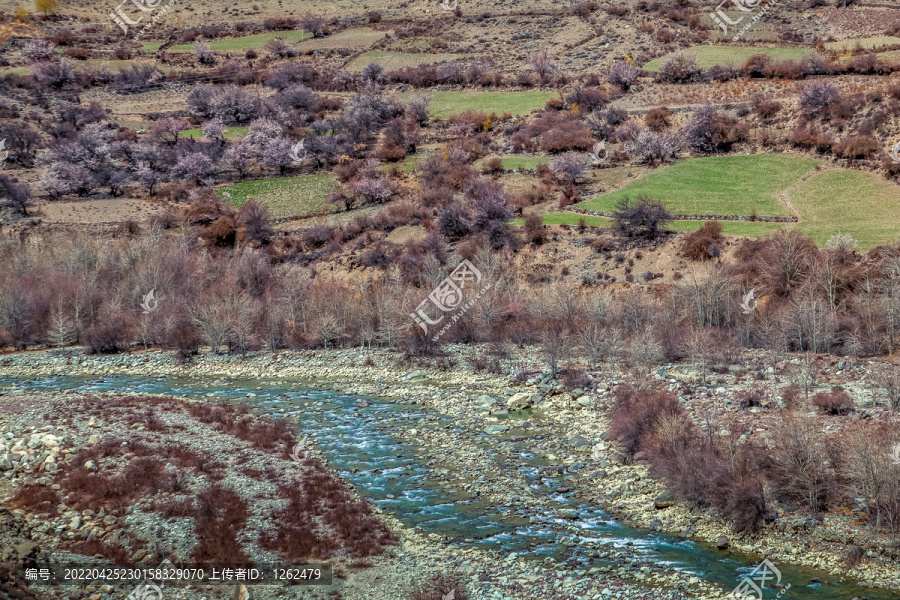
[798, 81, 841, 119]
[83, 319, 131, 354]
[742, 54, 772, 78]
[683, 105, 747, 153]
[608, 61, 638, 90]
[790, 123, 833, 153]
[813, 390, 854, 415]
[192, 484, 250, 563]
[299, 13, 328, 36]
[751, 94, 782, 119]
[22, 38, 56, 61]
[736, 387, 765, 408]
[833, 134, 880, 160]
[608, 383, 683, 457]
[524, 212, 545, 244]
[194, 41, 215, 65]
[550, 151, 590, 183]
[612, 195, 672, 239]
[644, 108, 670, 131]
[656, 51, 702, 83]
[679, 221, 722, 261]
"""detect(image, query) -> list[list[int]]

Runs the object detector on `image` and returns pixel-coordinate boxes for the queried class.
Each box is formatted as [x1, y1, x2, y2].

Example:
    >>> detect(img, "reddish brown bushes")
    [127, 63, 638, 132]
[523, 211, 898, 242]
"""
[7, 484, 60, 516]
[813, 390, 854, 415]
[608, 383, 683, 457]
[192, 484, 250, 563]
[679, 221, 722, 261]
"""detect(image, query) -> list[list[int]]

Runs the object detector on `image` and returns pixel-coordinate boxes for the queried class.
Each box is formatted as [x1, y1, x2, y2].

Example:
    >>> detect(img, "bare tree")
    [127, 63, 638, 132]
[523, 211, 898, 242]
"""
[578, 323, 604, 369]
[191, 299, 230, 354]
[683, 326, 713, 383]
[874, 366, 900, 411]
[530, 50, 556, 82]
[540, 324, 571, 375]
[770, 412, 832, 512]
[630, 325, 664, 367]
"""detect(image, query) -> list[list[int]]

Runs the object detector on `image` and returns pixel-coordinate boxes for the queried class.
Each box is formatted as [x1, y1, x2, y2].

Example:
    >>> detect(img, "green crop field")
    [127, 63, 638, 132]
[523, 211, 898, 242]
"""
[644, 45, 812, 71]
[219, 174, 337, 219]
[167, 30, 313, 52]
[510, 212, 785, 237]
[180, 126, 249, 140]
[345, 51, 470, 73]
[476, 155, 551, 171]
[420, 91, 557, 120]
[826, 36, 900, 51]
[790, 170, 900, 250]
[578, 155, 819, 217]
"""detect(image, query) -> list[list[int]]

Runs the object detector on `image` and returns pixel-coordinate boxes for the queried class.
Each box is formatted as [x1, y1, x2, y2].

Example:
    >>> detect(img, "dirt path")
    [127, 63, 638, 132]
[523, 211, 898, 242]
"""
[777, 165, 827, 221]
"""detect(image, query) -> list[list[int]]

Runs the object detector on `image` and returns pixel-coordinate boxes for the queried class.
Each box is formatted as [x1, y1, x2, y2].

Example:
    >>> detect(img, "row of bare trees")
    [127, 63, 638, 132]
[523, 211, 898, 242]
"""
[3, 227, 900, 375]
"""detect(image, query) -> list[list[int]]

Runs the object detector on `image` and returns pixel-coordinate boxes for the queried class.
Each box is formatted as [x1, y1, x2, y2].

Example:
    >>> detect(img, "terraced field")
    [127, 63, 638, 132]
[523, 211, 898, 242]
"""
[219, 174, 337, 219]
[578, 155, 818, 218]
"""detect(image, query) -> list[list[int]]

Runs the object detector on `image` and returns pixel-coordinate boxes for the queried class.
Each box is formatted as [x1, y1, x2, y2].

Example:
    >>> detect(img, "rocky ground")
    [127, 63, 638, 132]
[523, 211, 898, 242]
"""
[0, 346, 899, 599]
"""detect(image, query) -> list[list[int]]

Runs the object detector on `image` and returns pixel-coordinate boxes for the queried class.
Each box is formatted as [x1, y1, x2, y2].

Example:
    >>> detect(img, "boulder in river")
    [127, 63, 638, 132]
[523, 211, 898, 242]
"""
[716, 535, 729, 550]
[506, 392, 534, 411]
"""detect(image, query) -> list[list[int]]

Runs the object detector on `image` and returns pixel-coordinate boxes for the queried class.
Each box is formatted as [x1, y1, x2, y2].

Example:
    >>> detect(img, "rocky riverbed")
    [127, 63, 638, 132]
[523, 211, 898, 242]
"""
[0, 346, 898, 599]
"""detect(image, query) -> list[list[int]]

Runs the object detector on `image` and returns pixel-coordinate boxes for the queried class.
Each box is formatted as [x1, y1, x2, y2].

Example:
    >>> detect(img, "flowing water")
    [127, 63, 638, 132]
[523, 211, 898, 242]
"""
[2, 374, 897, 599]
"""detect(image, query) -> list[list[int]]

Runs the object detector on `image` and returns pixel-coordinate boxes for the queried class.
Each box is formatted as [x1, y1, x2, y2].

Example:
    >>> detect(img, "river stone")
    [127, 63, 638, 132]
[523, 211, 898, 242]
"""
[84, 460, 96, 470]
[716, 535, 729, 549]
[649, 519, 663, 531]
[654, 490, 676, 509]
[559, 509, 580, 519]
[0, 455, 11, 471]
[576, 396, 592, 406]
[506, 393, 534, 411]
[485, 425, 510, 434]
[476, 395, 497, 407]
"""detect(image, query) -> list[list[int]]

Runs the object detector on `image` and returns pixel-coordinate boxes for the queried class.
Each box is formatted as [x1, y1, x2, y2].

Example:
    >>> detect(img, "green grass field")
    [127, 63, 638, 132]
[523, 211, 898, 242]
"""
[180, 126, 248, 139]
[790, 170, 900, 250]
[420, 91, 557, 120]
[826, 36, 900, 51]
[644, 46, 812, 71]
[345, 51, 470, 73]
[510, 211, 785, 236]
[578, 155, 819, 217]
[167, 31, 313, 52]
[476, 155, 551, 170]
[219, 174, 337, 219]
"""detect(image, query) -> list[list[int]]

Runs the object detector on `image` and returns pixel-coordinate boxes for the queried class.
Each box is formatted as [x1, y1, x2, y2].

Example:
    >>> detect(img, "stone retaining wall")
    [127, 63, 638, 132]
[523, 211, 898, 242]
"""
[565, 206, 797, 223]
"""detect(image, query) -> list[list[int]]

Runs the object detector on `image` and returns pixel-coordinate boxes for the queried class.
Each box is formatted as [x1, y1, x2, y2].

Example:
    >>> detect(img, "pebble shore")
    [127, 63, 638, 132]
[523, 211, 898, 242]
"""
[1, 346, 899, 599]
